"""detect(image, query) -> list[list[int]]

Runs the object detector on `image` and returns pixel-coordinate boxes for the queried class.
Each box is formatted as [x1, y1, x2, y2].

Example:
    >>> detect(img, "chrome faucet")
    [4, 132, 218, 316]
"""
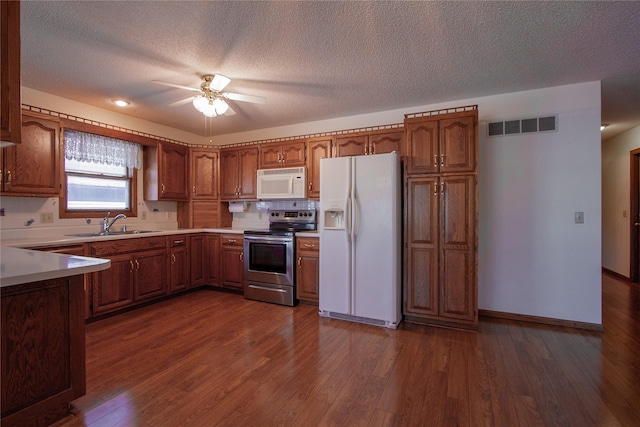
[102, 211, 127, 233]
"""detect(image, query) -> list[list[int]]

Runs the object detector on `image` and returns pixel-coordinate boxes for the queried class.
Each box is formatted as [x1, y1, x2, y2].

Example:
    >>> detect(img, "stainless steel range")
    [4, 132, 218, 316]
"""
[243, 209, 316, 306]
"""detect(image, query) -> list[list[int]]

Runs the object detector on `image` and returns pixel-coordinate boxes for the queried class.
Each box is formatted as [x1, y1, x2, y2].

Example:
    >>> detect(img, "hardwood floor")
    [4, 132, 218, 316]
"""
[62, 274, 640, 427]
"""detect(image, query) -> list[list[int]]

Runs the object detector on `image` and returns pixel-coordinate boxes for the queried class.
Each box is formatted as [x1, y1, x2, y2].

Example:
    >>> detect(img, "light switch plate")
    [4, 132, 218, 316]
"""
[575, 212, 584, 224]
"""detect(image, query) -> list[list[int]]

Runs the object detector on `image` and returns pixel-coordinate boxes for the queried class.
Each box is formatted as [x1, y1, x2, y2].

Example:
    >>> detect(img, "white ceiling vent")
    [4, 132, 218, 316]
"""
[487, 115, 557, 137]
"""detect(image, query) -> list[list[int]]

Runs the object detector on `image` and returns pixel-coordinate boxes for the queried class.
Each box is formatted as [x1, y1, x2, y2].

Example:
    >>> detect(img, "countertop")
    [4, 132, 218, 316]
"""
[0, 247, 111, 287]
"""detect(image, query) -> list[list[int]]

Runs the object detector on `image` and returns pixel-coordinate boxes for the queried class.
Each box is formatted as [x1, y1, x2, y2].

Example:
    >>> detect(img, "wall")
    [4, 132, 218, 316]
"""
[602, 125, 640, 277]
[4, 81, 603, 325]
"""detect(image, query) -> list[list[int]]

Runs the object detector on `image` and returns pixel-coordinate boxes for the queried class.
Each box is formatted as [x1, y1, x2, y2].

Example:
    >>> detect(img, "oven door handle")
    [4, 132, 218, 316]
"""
[244, 235, 293, 244]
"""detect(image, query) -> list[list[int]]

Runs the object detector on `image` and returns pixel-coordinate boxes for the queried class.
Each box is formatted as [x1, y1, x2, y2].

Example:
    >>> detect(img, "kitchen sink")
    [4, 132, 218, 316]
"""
[66, 230, 160, 237]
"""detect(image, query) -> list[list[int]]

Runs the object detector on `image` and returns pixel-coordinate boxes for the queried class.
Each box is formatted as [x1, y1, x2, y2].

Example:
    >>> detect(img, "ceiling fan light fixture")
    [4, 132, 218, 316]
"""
[213, 98, 229, 115]
[192, 96, 208, 112]
[201, 101, 218, 117]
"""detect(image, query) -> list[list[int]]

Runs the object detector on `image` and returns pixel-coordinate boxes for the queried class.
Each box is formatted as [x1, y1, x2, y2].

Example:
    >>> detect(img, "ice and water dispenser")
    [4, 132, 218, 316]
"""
[322, 200, 346, 229]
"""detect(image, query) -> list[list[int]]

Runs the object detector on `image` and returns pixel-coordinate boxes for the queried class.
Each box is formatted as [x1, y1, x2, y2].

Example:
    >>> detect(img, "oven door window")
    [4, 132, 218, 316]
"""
[248, 242, 287, 274]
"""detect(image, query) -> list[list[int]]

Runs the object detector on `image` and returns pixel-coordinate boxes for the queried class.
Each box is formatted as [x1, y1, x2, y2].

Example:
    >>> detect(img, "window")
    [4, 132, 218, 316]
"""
[61, 129, 139, 218]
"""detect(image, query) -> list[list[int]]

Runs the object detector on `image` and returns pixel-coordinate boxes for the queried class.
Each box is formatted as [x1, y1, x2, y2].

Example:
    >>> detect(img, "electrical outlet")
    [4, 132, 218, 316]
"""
[40, 212, 54, 224]
[574, 212, 584, 224]
[166, 211, 172, 220]
[141, 211, 147, 220]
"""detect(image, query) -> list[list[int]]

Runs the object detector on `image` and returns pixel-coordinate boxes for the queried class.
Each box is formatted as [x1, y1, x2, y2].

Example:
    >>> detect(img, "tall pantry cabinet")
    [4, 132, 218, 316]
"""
[403, 106, 478, 330]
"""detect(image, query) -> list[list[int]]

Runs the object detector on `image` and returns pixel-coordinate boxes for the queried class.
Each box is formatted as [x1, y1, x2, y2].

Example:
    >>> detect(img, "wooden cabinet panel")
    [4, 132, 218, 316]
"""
[306, 137, 332, 200]
[405, 119, 439, 175]
[144, 142, 189, 201]
[335, 135, 367, 157]
[133, 248, 167, 301]
[296, 237, 319, 304]
[220, 147, 258, 200]
[259, 140, 305, 168]
[190, 234, 205, 287]
[221, 235, 244, 290]
[190, 148, 218, 199]
[91, 254, 134, 315]
[2, 113, 60, 195]
[440, 116, 476, 173]
[1, 276, 85, 427]
[168, 236, 189, 293]
[1, 0, 21, 146]
[369, 131, 403, 155]
[206, 234, 221, 286]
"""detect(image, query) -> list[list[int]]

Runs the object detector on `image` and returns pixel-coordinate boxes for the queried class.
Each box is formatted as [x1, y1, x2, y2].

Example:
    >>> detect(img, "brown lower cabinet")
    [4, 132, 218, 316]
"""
[1, 275, 85, 427]
[89, 237, 167, 316]
[296, 236, 320, 304]
[220, 235, 244, 290]
[168, 235, 189, 293]
[190, 234, 206, 287]
[205, 234, 221, 286]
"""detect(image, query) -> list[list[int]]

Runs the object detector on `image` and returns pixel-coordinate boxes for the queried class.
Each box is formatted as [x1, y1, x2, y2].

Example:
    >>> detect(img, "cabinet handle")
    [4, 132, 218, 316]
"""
[434, 182, 438, 196]
[434, 155, 438, 167]
[192, 186, 196, 196]
[171, 254, 176, 264]
[174, 240, 184, 245]
[240, 252, 244, 262]
[440, 181, 444, 195]
[135, 260, 140, 270]
[303, 243, 313, 248]
[6, 170, 11, 185]
[440, 154, 445, 167]
[308, 182, 312, 191]
[298, 257, 302, 267]
[129, 260, 134, 272]
[161, 183, 165, 194]
[228, 239, 236, 243]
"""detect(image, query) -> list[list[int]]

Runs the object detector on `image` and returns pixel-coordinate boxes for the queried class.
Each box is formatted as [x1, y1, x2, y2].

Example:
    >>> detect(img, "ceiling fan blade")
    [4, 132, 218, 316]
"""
[224, 105, 236, 116]
[152, 80, 200, 92]
[209, 74, 231, 91]
[168, 96, 197, 107]
[224, 92, 267, 104]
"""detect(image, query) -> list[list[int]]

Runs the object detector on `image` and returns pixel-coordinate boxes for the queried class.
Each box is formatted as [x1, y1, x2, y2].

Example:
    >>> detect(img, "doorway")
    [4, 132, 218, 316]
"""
[630, 148, 640, 283]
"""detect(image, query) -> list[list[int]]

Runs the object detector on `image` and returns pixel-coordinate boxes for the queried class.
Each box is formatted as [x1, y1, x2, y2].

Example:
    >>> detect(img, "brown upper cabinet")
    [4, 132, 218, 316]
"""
[259, 140, 305, 169]
[220, 146, 259, 200]
[335, 130, 403, 157]
[1, 112, 61, 196]
[1, 1, 21, 146]
[305, 136, 333, 200]
[405, 113, 476, 175]
[144, 142, 190, 201]
[190, 148, 218, 200]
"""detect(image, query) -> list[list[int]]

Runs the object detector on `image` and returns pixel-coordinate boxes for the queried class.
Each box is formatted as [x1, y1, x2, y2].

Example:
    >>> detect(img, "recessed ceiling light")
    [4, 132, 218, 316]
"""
[112, 99, 130, 107]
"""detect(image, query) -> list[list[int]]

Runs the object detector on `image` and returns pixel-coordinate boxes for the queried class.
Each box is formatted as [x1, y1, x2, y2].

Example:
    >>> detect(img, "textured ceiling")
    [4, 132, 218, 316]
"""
[20, 1, 640, 141]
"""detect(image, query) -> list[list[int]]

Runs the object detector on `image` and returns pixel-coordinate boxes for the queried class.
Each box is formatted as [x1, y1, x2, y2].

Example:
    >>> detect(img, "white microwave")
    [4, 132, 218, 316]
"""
[257, 167, 307, 199]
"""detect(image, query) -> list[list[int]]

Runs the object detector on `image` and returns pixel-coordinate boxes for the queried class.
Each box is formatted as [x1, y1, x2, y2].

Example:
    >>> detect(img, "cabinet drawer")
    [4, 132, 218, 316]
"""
[221, 235, 243, 246]
[168, 235, 188, 247]
[90, 236, 166, 256]
[296, 237, 319, 252]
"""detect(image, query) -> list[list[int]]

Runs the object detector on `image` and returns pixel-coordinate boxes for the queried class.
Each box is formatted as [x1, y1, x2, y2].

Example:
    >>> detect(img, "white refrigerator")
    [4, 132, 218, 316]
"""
[318, 152, 402, 329]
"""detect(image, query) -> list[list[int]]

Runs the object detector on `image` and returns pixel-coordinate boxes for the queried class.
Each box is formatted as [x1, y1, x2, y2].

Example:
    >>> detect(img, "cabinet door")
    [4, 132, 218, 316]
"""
[439, 175, 476, 322]
[1, 1, 21, 146]
[335, 135, 367, 157]
[238, 147, 258, 199]
[221, 246, 244, 290]
[220, 149, 240, 199]
[296, 237, 320, 303]
[92, 254, 134, 315]
[191, 149, 218, 199]
[369, 131, 403, 156]
[439, 116, 476, 173]
[405, 120, 439, 175]
[160, 144, 189, 200]
[306, 137, 332, 200]
[281, 141, 306, 166]
[169, 242, 189, 293]
[259, 143, 283, 169]
[190, 234, 205, 286]
[3, 115, 60, 195]
[133, 249, 168, 301]
[404, 177, 439, 317]
[206, 234, 221, 285]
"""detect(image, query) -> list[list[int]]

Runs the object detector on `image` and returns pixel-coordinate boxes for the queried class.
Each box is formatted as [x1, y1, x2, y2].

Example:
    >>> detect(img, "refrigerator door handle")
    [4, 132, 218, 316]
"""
[346, 197, 352, 242]
[353, 195, 361, 238]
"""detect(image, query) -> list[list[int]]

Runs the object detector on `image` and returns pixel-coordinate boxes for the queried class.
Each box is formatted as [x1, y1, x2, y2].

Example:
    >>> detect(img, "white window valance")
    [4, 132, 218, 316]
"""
[64, 129, 141, 170]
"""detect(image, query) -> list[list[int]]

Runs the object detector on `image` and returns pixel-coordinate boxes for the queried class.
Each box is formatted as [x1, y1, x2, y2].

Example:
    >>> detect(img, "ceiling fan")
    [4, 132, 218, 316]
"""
[152, 74, 266, 118]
